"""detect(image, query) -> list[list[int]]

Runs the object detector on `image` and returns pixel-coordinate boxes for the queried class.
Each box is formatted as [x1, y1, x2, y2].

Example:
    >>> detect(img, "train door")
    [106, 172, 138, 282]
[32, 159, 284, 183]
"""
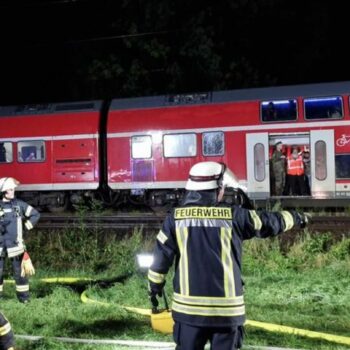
[310, 130, 335, 197]
[246, 133, 270, 199]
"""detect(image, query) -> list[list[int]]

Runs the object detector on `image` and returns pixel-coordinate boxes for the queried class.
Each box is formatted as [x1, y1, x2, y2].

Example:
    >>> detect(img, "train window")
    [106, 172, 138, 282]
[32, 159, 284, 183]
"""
[0, 142, 13, 163]
[315, 140, 327, 181]
[304, 96, 343, 120]
[131, 136, 152, 159]
[17, 140, 46, 162]
[202, 132, 224, 156]
[336, 154, 350, 179]
[261, 100, 297, 122]
[163, 133, 197, 158]
[254, 143, 265, 182]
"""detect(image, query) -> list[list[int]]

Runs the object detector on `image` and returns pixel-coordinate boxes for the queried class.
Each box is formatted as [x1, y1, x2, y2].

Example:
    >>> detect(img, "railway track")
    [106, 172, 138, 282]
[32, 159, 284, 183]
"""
[37, 213, 350, 233]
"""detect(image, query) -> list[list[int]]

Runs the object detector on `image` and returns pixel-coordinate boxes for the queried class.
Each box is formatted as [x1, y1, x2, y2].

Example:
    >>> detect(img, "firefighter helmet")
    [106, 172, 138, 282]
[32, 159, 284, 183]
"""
[0, 177, 19, 192]
[185, 162, 227, 191]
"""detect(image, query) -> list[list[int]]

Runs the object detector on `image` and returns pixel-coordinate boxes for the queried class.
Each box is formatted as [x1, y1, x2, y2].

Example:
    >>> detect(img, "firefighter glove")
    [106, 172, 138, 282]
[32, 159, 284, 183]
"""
[148, 281, 165, 310]
[21, 251, 35, 277]
[297, 212, 309, 229]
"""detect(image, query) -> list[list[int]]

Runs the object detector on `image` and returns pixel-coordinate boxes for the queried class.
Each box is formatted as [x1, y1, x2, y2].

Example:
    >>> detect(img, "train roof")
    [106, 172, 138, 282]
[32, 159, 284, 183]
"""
[110, 80, 350, 111]
[0, 100, 103, 117]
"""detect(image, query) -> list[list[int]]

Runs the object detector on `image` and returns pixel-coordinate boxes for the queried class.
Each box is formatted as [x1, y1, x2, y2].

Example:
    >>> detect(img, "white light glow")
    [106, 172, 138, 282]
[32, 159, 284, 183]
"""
[137, 254, 154, 268]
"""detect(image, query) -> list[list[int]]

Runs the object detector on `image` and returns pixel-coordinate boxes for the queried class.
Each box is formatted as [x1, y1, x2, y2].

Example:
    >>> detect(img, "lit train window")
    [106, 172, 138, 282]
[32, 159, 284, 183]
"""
[0, 142, 13, 163]
[261, 100, 297, 122]
[336, 154, 350, 179]
[131, 136, 152, 159]
[163, 133, 197, 158]
[18, 141, 45, 162]
[315, 141, 327, 181]
[254, 143, 265, 182]
[304, 96, 343, 120]
[202, 132, 224, 156]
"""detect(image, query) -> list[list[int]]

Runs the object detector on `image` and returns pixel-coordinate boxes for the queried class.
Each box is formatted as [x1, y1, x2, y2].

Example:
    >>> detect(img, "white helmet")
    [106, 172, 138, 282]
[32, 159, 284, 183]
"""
[0, 177, 19, 192]
[186, 161, 240, 191]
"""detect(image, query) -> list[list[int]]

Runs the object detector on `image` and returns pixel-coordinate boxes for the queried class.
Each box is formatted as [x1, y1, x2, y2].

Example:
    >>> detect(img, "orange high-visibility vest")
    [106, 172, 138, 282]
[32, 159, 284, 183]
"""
[287, 155, 304, 176]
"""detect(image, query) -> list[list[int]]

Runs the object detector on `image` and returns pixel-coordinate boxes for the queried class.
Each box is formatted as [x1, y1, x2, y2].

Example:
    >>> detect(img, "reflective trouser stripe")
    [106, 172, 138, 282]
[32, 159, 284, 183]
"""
[16, 284, 29, 292]
[0, 285, 3, 292]
[220, 227, 235, 297]
[176, 227, 189, 296]
[172, 301, 245, 317]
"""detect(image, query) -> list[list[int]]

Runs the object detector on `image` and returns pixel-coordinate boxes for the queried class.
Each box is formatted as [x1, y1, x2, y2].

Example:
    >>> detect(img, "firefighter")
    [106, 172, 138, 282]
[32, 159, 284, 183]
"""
[0, 177, 40, 303]
[0, 312, 15, 350]
[147, 161, 308, 350]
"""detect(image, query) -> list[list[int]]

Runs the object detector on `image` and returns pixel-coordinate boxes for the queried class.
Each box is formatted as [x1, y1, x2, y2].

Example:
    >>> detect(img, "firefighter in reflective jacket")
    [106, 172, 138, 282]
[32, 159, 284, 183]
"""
[0, 312, 15, 350]
[148, 162, 308, 350]
[0, 177, 40, 303]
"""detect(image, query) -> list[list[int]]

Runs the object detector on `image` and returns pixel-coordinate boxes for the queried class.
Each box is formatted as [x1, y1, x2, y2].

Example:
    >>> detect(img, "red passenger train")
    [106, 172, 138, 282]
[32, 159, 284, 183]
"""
[1, 81, 350, 210]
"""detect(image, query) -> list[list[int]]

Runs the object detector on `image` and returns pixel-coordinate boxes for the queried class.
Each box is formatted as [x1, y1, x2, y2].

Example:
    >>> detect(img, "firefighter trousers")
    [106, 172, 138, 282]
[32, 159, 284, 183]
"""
[0, 255, 29, 302]
[0, 312, 15, 350]
[173, 322, 244, 350]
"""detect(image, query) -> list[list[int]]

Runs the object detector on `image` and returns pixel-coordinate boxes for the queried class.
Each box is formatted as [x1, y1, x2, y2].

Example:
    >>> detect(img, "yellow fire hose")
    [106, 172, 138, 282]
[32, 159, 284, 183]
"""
[81, 290, 350, 346]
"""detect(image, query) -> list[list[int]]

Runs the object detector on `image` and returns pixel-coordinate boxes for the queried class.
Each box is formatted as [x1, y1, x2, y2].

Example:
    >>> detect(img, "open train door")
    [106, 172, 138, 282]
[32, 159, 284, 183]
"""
[246, 133, 270, 199]
[310, 130, 335, 198]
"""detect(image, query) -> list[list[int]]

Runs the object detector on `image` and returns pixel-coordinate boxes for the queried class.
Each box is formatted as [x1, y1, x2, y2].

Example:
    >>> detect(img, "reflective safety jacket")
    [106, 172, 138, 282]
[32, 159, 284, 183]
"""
[287, 155, 304, 176]
[0, 311, 14, 350]
[148, 204, 300, 327]
[0, 199, 40, 258]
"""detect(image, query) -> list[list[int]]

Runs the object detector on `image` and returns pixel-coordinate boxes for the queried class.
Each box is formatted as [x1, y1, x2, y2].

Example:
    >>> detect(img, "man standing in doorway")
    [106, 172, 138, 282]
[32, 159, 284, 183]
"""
[271, 141, 286, 196]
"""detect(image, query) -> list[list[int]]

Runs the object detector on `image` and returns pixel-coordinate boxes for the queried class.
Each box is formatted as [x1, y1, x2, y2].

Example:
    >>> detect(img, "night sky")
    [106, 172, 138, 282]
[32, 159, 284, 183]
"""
[0, 0, 348, 105]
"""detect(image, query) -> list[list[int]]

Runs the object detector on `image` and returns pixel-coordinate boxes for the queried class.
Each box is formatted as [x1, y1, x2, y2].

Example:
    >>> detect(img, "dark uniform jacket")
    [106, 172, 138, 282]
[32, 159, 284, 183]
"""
[0, 199, 40, 258]
[148, 195, 301, 328]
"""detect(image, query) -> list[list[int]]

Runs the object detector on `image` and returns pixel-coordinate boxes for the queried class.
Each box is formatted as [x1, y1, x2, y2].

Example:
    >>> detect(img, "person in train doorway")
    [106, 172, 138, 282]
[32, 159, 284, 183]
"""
[147, 161, 308, 350]
[285, 146, 307, 196]
[0, 311, 15, 350]
[0, 177, 40, 303]
[270, 141, 286, 196]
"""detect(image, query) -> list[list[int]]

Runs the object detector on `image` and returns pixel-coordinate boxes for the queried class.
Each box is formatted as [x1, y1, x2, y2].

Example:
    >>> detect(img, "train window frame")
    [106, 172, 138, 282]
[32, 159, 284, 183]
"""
[254, 142, 266, 182]
[260, 99, 298, 123]
[335, 154, 350, 179]
[17, 140, 46, 163]
[131, 135, 152, 159]
[0, 141, 13, 163]
[314, 140, 327, 181]
[304, 96, 344, 120]
[163, 133, 197, 158]
[202, 131, 225, 156]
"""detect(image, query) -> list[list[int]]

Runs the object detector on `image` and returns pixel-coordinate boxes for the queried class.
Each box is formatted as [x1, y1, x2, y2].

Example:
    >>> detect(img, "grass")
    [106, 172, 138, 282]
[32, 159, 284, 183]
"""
[1, 224, 349, 350]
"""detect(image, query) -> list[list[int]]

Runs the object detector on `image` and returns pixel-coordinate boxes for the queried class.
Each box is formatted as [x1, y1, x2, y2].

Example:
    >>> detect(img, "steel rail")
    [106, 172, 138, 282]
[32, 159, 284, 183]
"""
[36, 213, 350, 233]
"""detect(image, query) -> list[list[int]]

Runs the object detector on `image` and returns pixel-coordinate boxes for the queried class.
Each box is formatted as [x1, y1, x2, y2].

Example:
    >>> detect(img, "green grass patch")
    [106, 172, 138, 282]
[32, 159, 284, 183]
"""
[1, 224, 349, 349]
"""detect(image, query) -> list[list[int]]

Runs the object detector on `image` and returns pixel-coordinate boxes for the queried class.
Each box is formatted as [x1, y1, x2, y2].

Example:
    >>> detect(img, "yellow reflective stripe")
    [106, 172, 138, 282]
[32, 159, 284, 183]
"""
[220, 227, 235, 297]
[0, 322, 11, 336]
[173, 293, 243, 306]
[16, 285, 29, 292]
[148, 270, 165, 284]
[280, 211, 294, 231]
[176, 227, 189, 295]
[0, 285, 3, 292]
[172, 301, 245, 317]
[249, 210, 262, 230]
[156, 230, 168, 245]
[174, 207, 232, 219]
[25, 205, 33, 217]
[25, 220, 34, 230]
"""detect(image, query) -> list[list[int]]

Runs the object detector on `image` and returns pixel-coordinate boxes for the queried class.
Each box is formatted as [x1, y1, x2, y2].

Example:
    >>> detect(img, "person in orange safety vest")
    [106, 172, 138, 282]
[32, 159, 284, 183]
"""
[284, 146, 307, 195]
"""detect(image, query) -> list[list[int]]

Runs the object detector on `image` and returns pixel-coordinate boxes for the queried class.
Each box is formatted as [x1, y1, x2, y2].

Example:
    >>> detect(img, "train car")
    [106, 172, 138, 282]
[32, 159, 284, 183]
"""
[107, 81, 350, 208]
[0, 101, 102, 210]
[1, 81, 350, 211]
